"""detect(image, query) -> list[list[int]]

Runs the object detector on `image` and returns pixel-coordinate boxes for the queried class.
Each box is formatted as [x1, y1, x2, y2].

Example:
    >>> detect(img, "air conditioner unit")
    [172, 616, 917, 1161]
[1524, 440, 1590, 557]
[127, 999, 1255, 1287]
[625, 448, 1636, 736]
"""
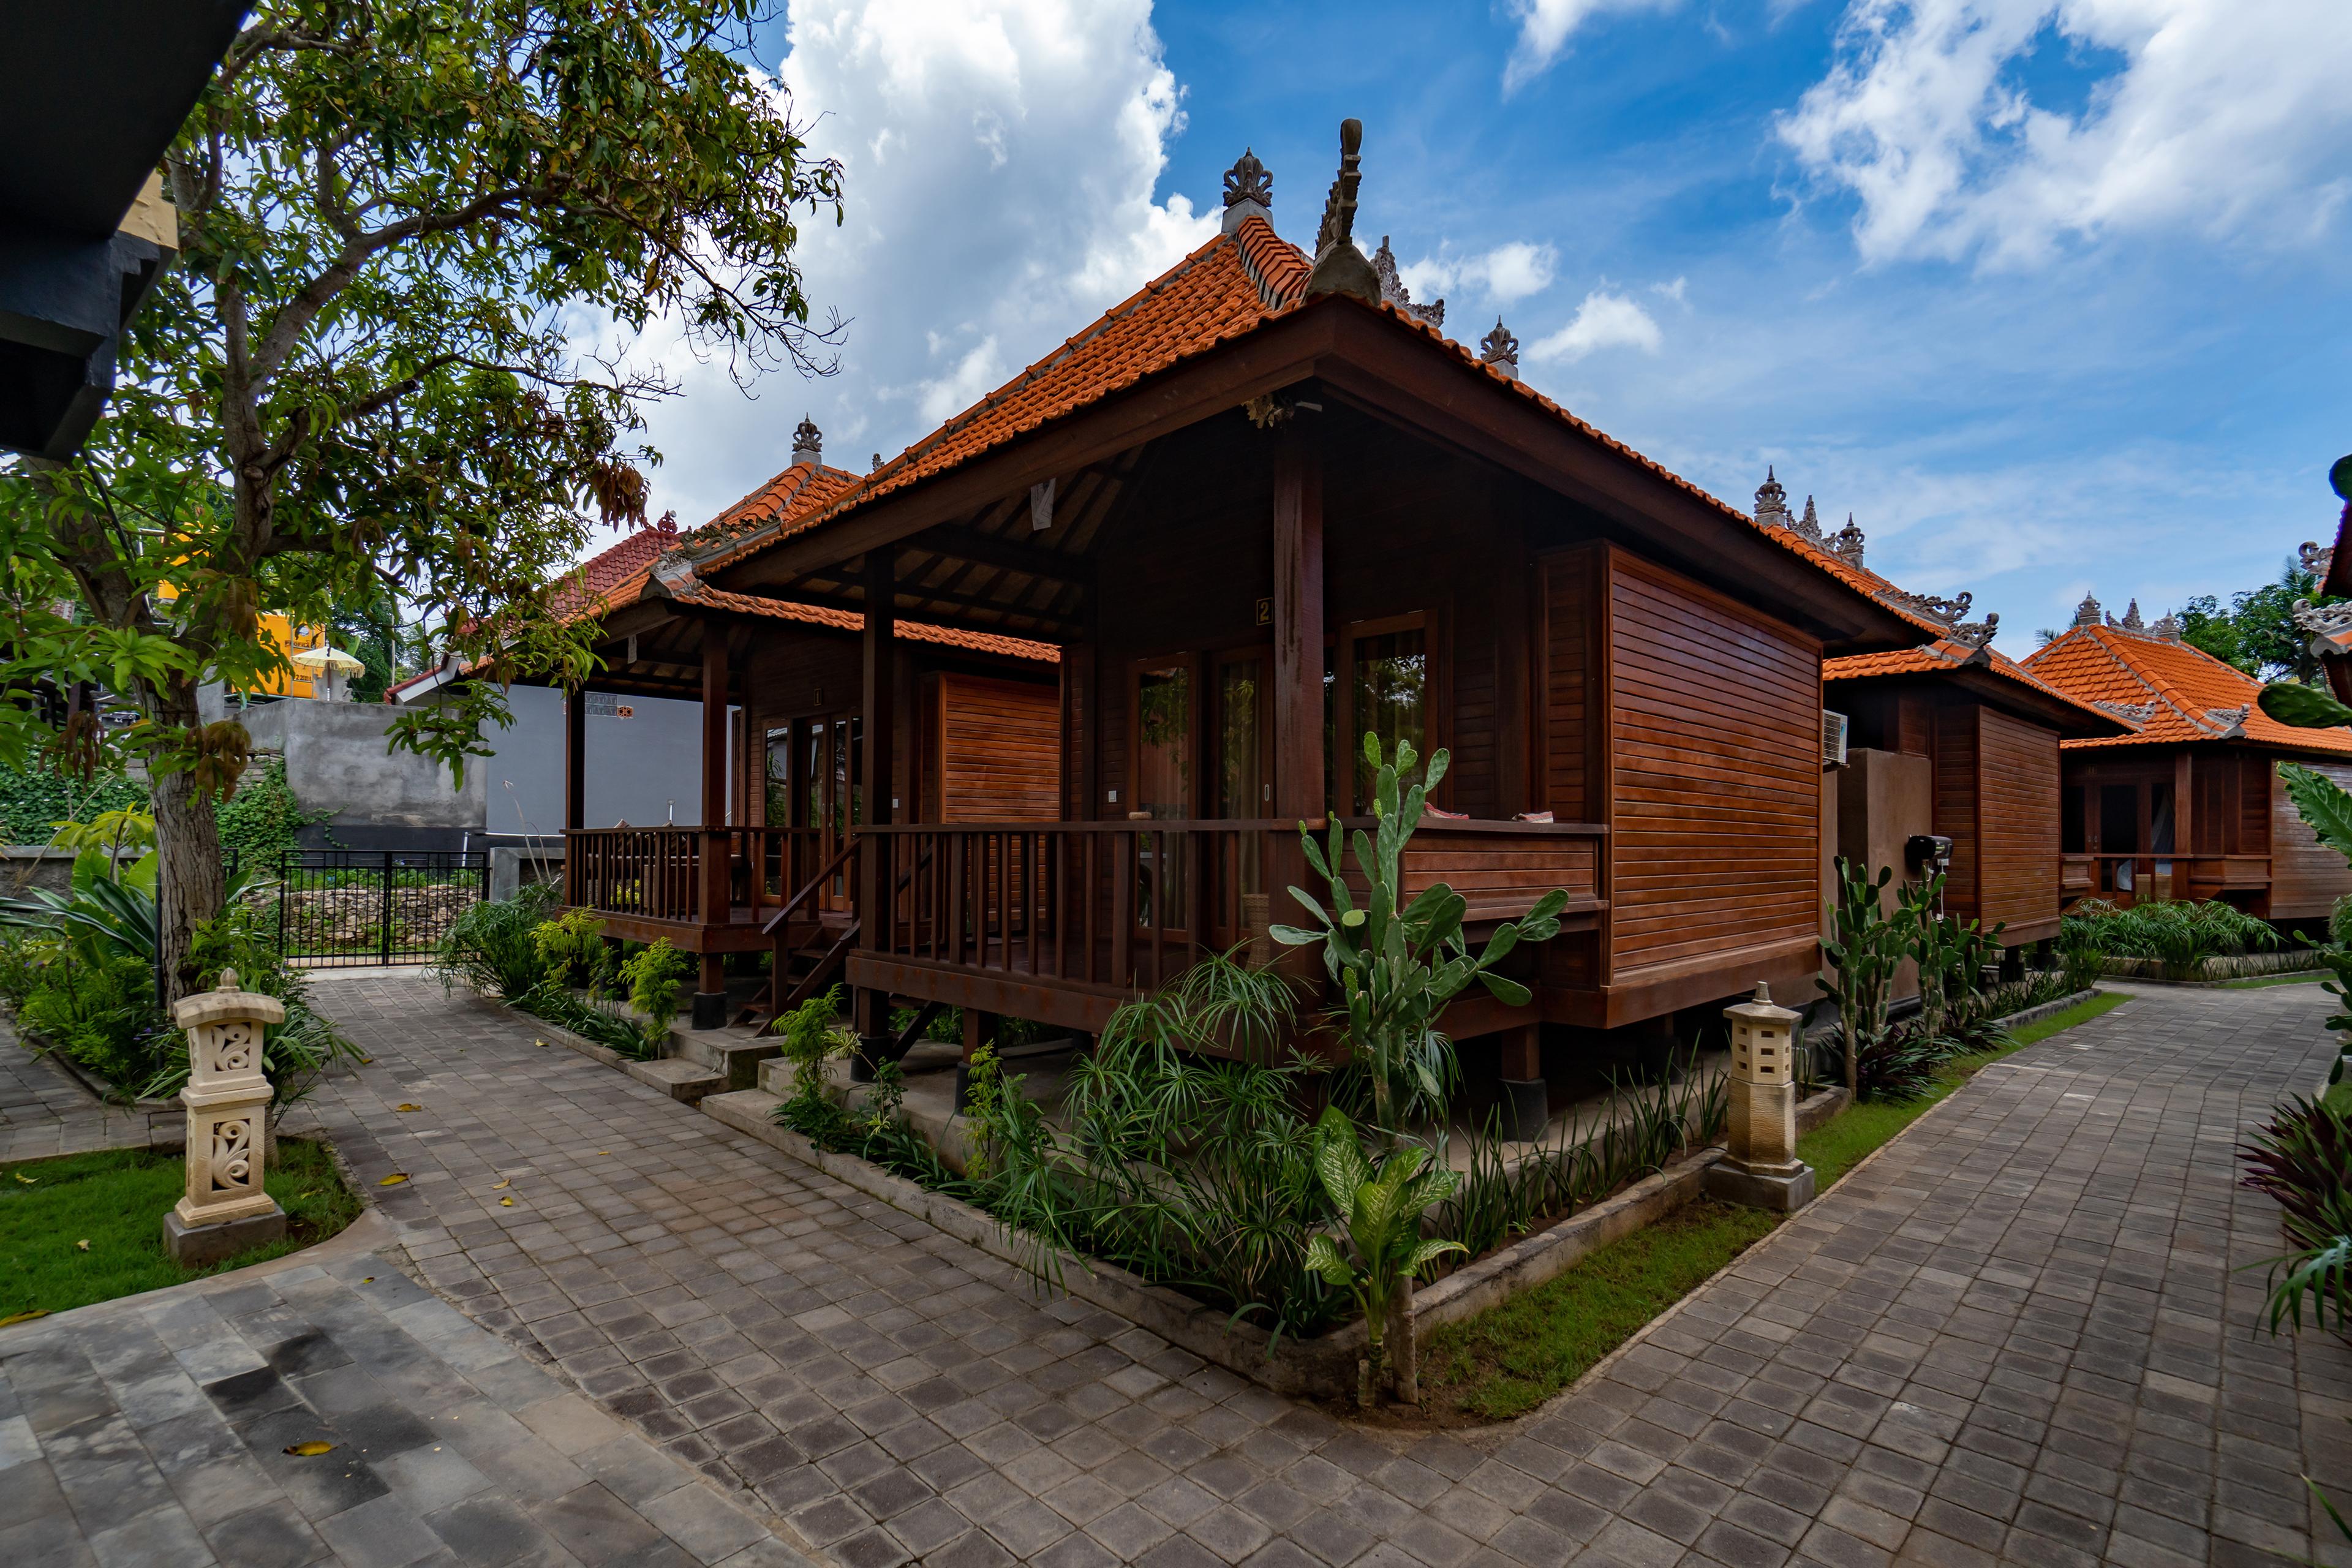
[1821, 709, 1850, 768]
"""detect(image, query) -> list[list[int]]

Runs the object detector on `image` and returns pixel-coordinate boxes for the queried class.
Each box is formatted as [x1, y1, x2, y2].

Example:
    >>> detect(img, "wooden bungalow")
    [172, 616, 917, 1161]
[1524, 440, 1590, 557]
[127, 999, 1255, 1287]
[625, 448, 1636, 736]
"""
[547, 422, 1063, 1026]
[595, 128, 1931, 1130]
[2022, 595, 2352, 919]
[1785, 484, 2127, 947]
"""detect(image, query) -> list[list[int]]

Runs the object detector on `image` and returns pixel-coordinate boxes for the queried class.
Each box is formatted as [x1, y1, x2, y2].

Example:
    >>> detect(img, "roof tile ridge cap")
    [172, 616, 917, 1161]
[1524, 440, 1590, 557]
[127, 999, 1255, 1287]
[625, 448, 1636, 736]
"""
[2088, 630, 2212, 734]
[1233, 216, 1306, 308]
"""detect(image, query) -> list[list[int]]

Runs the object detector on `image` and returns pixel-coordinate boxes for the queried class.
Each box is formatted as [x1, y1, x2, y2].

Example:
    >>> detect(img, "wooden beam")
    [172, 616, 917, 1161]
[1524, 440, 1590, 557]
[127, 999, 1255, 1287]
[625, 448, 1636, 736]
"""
[699, 627, 731, 937]
[902, 527, 1095, 586]
[859, 549, 897, 960]
[710, 310, 1338, 590]
[1271, 426, 1325, 954]
[563, 685, 586, 835]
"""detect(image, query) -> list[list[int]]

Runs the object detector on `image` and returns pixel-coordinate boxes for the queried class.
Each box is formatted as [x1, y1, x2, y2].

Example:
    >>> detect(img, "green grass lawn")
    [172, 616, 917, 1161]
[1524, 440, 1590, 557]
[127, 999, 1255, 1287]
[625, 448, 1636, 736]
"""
[0, 1137, 360, 1322]
[1419, 990, 2132, 1420]
[2215, 972, 2329, 990]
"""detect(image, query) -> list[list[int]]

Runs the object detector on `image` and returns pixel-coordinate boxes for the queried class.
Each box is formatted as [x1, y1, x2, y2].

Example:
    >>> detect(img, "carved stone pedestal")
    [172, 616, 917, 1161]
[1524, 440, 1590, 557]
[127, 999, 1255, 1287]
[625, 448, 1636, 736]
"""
[163, 970, 287, 1268]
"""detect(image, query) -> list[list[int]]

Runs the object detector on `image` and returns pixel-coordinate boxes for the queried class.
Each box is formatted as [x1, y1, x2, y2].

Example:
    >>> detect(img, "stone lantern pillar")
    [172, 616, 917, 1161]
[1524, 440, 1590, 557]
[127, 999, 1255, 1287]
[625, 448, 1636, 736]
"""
[1702, 982, 1816, 1212]
[164, 969, 288, 1267]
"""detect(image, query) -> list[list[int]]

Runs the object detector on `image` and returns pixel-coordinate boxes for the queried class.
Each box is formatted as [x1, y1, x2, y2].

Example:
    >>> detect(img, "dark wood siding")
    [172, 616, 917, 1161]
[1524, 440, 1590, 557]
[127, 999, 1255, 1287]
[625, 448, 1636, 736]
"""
[2271, 759, 2352, 918]
[1931, 703, 1980, 924]
[1541, 549, 1597, 823]
[1976, 707, 2061, 940]
[1606, 552, 1821, 976]
[937, 674, 1060, 822]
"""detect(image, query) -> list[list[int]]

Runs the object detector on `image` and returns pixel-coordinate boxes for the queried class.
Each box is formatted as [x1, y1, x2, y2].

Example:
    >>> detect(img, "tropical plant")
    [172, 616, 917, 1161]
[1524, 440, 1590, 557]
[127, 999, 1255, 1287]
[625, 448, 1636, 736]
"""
[1273, 736, 1568, 1137]
[138, 902, 361, 1114]
[620, 938, 690, 1050]
[1820, 859, 1907, 1094]
[431, 884, 559, 998]
[2062, 897, 2279, 977]
[1303, 1106, 1466, 1406]
[1898, 873, 1958, 1037]
[775, 986, 848, 1108]
[530, 908, 606, 990]
[0, 0, 845, 1003]
[45, 807, 155, 865]
[509, 978, 650, 1058]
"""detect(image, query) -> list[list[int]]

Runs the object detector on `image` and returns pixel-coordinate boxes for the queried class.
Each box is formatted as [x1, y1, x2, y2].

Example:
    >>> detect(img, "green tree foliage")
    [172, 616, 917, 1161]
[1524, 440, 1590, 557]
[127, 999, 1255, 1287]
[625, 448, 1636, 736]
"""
[2176, 555, 2335, 682]
[0, 1, 843, 998]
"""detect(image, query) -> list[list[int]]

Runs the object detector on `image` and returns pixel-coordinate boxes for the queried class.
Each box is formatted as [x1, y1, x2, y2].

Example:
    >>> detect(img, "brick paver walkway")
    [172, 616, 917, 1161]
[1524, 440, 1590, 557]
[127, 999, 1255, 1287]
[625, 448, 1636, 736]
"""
[13, 974, 2352, 1567]
[0, 1022, 175, 1163]
[0, 1016, 815, 1568]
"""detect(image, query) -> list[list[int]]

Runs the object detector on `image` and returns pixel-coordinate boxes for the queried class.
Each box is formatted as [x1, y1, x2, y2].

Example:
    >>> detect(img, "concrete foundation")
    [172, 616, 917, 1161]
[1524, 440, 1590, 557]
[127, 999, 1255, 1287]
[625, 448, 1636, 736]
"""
[164, 1200, 286, 1269]
[1703, 1159, 1817, 1213]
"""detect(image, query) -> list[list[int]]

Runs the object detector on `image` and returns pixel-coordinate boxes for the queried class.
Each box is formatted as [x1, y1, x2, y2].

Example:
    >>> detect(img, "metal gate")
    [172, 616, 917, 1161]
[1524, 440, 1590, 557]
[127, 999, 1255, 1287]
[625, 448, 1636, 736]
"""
[261, 850, 490, 966]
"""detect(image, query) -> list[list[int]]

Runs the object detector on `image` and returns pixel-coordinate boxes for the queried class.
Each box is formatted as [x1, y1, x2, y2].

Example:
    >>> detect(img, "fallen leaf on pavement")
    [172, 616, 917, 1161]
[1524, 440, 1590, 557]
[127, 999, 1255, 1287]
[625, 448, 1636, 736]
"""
[284, 1441, 336, 1457]
[395, 1103, 421, 1113]
[0, 1310, 49, 1326]
[379, 1173, 409, 1186]
[499, 1197, 514, 1207]
[491, 1180, 510, 1190]
[358, 1057, 374, 1065]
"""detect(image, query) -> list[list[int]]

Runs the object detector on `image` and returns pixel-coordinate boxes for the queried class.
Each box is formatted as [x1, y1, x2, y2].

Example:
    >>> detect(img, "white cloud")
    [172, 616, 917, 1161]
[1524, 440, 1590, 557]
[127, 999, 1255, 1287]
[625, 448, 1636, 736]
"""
[600, 0, 1213, 539]
[1502, 0, 1681, 93]
[1780, 0, 2352, 268]
[1528, 288, 1664, 363]
[1398, 239, 1559, 305]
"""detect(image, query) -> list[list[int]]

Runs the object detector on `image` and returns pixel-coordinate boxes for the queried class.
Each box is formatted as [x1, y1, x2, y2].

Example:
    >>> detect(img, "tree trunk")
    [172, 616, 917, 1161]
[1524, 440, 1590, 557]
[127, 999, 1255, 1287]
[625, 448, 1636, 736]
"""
[147, 674, 225, 1005]
[1388, 1279, 1419, 1405]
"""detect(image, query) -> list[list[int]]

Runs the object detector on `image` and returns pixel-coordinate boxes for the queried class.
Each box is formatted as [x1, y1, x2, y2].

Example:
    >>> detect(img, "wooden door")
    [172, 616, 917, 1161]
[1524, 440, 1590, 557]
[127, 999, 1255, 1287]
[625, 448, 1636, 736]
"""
[1130, 658, 1196, 936]
[1209, 649, 1273, 946]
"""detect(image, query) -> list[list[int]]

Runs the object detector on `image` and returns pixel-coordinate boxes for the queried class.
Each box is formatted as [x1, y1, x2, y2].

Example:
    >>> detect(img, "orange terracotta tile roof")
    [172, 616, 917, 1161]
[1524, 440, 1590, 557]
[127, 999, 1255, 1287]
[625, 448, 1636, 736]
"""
[2022, 624, 2352, 756]
[1825, 637, 2119, 729]
[685, 217, 1942, 644]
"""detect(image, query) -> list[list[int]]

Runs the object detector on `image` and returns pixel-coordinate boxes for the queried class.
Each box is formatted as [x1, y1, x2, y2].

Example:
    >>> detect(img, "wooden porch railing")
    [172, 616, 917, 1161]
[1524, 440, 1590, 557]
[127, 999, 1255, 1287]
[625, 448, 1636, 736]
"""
[2060, 851, 2269, 905]
[857, 816, 1607, 997]
[565, 825, 850, 928]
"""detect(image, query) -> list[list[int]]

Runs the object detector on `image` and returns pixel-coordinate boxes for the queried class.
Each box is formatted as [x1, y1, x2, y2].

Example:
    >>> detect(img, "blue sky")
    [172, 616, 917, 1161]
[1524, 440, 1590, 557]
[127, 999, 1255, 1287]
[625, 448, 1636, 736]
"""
[624, 0, 2352, 644]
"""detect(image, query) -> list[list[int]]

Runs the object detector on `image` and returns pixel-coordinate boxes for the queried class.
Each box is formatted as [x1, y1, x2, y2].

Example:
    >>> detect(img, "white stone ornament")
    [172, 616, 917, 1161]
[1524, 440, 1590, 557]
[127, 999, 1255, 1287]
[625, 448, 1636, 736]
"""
[172, 969, 285, 1230]
[1704, 982, 1817, 1212]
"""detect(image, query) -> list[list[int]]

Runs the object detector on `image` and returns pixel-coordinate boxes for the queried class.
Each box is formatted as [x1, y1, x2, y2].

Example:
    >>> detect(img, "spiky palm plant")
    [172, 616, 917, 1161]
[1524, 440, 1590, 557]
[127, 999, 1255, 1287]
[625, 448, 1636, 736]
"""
[1303, 1106, 1465, 1405]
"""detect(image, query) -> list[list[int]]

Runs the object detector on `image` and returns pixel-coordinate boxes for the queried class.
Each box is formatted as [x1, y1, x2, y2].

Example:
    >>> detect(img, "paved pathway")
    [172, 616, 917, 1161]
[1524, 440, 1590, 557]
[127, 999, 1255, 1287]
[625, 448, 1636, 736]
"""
[10, 975, 2352, 1567]
[0, 1022, 175, 1163]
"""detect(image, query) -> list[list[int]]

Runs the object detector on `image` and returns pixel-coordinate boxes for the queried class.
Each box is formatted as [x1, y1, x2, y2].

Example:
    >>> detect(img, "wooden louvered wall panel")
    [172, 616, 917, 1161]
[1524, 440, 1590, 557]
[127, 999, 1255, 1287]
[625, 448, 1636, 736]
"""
[937, 674, 1061, 822]
[2271, 760, 2352, 918]
[1973, 707, 2061, 940]
[1607, 555, 1822, 975]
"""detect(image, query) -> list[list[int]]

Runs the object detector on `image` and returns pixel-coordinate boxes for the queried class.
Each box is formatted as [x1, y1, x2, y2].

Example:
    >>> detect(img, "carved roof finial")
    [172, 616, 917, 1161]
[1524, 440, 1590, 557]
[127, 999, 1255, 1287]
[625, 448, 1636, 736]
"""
[1304, 119, 1379, 304]
[1956, 610, 1999, 650]
[1221, 146, 1271, 235]
[2073, 592, 2103, 628]
[2108, 597, 2144, 631]
[1831, 512, 1866, 566]
[1479, 317, 1520, 380]
[1754, 467, 1792, 529]
[791, 414, 821, 466]
[2152, 612, 2183, 643]
[1370, 236, 1444, 328]
[2303, 540, 2335, 582]
[1793, 495, 1823, 542]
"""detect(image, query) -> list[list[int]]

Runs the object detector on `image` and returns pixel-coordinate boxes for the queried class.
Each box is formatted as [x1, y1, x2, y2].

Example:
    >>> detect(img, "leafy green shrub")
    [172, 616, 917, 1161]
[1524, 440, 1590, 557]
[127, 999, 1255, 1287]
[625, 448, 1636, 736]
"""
[18, 949, 158, 1089]
[2241, 1094, 2352, 1252]
[619, 938, 690, 1050]
[1820, 860, 1905, 1094]
[431, 885, 557, 998]
[2333, 893, 2352, 951]
[2063, 897, 2280, 974]
[510, 979, 648, 1058]
[0, 764, 146, 845]
[530, 908, 606, 990]
[1303, 1106, 1464, 1405]
[139, 903, 361, 1114]
[775, 986, 847, 1107]
[213, 757, 331, 869]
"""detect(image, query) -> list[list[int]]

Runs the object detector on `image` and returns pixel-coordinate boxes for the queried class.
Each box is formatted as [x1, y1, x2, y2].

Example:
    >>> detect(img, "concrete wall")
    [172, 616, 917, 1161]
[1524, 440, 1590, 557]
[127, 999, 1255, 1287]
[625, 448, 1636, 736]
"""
[1834, 747, 1934, 1001]
[241, 699, 485, 843]
[480, 685, 720, 837]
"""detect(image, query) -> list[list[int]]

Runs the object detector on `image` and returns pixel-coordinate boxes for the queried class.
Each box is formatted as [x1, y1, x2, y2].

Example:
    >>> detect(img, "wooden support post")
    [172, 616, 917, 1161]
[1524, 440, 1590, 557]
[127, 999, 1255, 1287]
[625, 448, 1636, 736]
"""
[858, 550, 899, 1058]
[693, 627, 731, 1030]
[1271, 426, 1325, 964]
[562, 684, 586, 905]
[1496, 1022, 1546, 1142]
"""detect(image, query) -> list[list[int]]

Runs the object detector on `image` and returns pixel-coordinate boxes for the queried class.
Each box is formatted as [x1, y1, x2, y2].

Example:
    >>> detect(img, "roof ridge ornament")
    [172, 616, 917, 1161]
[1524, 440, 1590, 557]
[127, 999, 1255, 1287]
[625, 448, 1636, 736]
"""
[2108, 597, 2144, 631]
[2073, 591, 2102, 629]
[1304, 119, 1380, 304]
[1754, 467, 1792, 530]
[1830, 512, 1865, 566]
[1221, 146, 1272, 235]
[1793, 495, 1823, 543]
[2203, 704, 2250, 738]
[2093, 698, 2157, 725]
[1479, 317, 1519, 380]
[1891, 587, 1972, 625]
[791, 414, 821, 466]
[2150, 611, 2183, 643]
[1370, 236, 1444, 328]
[1954, 611, 1999, 651]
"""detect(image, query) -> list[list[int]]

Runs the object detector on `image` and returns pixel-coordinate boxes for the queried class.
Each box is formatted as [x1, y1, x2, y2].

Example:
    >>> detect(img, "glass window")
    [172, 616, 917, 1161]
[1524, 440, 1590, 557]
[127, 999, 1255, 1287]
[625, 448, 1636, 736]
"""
[1135, 665, 1192, 820]
[1351, 628, 1427, 810]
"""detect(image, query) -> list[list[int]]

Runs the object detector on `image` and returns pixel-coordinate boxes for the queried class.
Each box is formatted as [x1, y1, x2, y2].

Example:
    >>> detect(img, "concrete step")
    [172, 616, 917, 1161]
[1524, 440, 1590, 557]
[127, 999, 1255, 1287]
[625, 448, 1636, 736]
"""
[701, 1088, 785, 1143]
[627, 1057, 726, 1104]
[666, 1026, 781, 1091]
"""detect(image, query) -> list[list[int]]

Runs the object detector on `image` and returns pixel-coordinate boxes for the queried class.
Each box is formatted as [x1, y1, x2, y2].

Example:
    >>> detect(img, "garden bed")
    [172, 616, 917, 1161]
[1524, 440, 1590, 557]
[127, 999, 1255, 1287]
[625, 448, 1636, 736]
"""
[0, 1136, 362, 1322]
[2100, 951, 2327, 984]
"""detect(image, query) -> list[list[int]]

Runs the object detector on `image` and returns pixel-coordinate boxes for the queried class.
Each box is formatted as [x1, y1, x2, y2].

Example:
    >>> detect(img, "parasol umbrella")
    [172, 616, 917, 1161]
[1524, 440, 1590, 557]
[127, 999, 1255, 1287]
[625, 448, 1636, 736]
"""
[290, 644, 366, 700]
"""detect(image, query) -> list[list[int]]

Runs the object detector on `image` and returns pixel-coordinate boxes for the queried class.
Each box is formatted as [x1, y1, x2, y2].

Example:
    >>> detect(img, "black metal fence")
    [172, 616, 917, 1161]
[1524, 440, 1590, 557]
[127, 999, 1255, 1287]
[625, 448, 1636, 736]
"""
[233, 850, 490, 966]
